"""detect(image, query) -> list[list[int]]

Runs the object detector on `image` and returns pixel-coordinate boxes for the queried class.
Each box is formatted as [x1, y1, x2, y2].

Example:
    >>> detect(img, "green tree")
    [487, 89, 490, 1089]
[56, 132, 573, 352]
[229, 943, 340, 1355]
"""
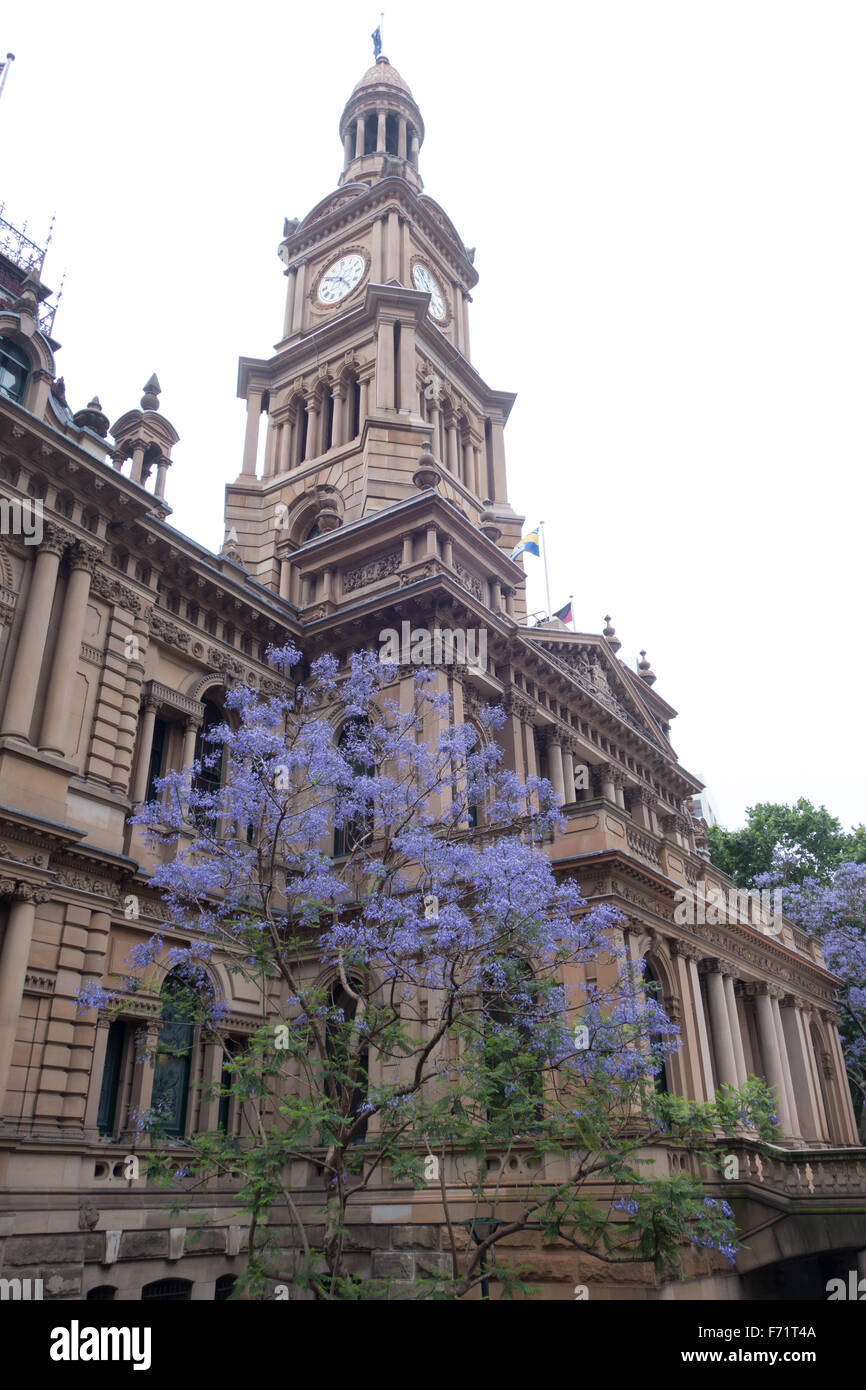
[707, 798, 865, 888]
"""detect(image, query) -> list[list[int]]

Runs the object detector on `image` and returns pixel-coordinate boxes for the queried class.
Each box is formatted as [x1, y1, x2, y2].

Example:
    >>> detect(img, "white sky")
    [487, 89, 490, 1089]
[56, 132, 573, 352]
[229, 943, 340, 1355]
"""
[3, 1, 864, 834]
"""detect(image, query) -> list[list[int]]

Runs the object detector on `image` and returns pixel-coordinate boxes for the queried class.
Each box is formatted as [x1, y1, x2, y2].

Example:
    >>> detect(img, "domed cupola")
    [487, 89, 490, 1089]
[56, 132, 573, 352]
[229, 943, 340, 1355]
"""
[338, 54, 424, 192]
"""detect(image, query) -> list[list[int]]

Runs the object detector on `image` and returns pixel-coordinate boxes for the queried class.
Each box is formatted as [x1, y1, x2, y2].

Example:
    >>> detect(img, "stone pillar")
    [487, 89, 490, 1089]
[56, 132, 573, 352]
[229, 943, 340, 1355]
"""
[359, 373, 371, 428]
[377, 109, 386, 152]
[305, 397, 321, 460]
[445, 421, 459, 474]
[84, 1015, 111, 1132]
[130, 443, 146, 485]
[371, 218, 383, 281]
[198, 1041, 224, 1132]
[241, 388, 263, 475]
[489, 415, 507, 502]
[279, 557, 292, 601]
[544, 734, 566, 805]
[671, 944, 712, 1102]
[722, 971, 748, 1087]
[283, 268, 297, 339]
[182, 716, 200, 775]
[131, 697, 159, 806]
[376, 321, 394, 409]
[342, 128, 353, 169]
[399, 320, 416, 412]
[753, 985, 793, 1135]
[429, 401, 442, 459]
[398, 117, 407, 158]
[770, 991, 801, 1140]
[331, 383, 346, 448]
[354, 115, 364, 158]
[425, 524, 439, 559]
[597, 763, 617, 803]
[562, 743, 576, 803]
[705, 963, 739, 1089]
[462, 293, 471, 357]
[820, 1010, 860, 1144]
[2, 526, 70, 741]
[123, 1022, 160, 1143]
[385, 209, 400, 281]
[781, 998, 825, 1144]
[0, 885, 49, 1114]
[153, 458, 170, 499]
[290, 261, 306, 335]
[410, 131, 420, 166]
[39, 543, 100, 758]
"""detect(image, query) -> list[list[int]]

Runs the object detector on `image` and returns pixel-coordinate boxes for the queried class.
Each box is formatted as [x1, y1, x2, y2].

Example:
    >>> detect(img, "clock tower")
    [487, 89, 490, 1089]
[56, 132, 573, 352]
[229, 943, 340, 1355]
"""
[225, 50, 524, 618]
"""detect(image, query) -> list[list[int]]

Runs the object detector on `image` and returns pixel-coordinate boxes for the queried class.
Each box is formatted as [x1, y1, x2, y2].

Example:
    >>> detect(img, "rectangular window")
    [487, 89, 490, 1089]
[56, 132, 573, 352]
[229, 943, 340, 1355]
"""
[97, 1020, 128, 1137]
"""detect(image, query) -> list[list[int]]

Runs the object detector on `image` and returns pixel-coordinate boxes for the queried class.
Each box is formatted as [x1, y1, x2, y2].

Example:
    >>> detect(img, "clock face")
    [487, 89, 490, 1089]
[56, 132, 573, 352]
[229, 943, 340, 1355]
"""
[317, 253, 366, 305]
[413, 263, 446, 321]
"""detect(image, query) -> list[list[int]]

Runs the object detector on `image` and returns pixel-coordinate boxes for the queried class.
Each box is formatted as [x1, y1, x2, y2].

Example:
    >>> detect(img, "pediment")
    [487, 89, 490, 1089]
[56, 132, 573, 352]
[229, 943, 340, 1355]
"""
[529, 635, 671, 753]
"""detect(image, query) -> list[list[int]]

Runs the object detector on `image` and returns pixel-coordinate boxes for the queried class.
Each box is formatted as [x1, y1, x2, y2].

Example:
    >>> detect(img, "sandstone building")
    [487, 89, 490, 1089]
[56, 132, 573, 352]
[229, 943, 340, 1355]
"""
[0, 53, 863, 1301]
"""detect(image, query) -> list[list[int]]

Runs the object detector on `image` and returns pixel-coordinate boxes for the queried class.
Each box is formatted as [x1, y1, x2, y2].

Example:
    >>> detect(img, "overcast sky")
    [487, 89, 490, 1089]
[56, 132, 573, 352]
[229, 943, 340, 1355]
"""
[3, 1, 863, 833]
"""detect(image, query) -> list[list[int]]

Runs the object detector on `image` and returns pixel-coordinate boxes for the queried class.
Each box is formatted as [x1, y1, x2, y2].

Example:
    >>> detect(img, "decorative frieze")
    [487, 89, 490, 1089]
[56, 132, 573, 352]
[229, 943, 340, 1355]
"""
[343, 548, 401, 594]
[92, 569, 142, 613]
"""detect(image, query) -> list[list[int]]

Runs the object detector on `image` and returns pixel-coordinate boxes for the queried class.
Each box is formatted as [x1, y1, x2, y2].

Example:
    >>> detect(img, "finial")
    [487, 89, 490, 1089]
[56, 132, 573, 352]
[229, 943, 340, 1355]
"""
[141, 373, 161, 411]
[73, 395, 110, 439]
[638, 650, 657, 686]
[603, 614, 621, 653]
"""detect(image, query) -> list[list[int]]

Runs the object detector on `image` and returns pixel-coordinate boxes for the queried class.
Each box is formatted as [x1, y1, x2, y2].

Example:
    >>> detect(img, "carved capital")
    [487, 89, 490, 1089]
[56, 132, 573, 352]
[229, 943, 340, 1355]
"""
[39, 522, 74, 557]
[68, 541, 102, 574]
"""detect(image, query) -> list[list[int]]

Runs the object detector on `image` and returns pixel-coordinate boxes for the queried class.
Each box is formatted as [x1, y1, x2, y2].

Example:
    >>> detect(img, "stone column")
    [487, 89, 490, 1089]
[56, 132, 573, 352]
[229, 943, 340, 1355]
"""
[305, 397, 321, 460]
[371, 218, 384, 281]
[461, 439, 473, 489]
[84, 1016, 111, 1132]
[446, 421, 459, 474]
[462, 293, 471, 357]
[671, 943, 713, 1102]
[399, 318, 416, 412]
[283, 268, 297, 339]
[385, 209, 400, 281]
[820, 1009, 860, 1144]
[489, 415, 507, 502]
[410, 131, 420, 167]
[241, 388, 263, 475]
[354, 115, 364, 158]
[2, 525, 69, 741]
[597, 763, 617, 803]
[279, 557, 293, 601]
[544, 733, 566, 805]
[359, 372, 371, 428]
[198, 1041, 224, 1132]
[131, 696, 159, 806]
[182, 715, 201, 775]
[130, 443, 146, 485]
[376, 321, 394, 409]
[291, 262, 307, 335]
[723, 971, 748, 1087]
[154, 458, 170, 499]
[122, 1022, 160, 1143]
[0, 884, 50, 1114]
[753, 985, 793, 1135]
[801, 1009, 831, 1141]
[398, 117, 407, 158]
[770, 991, 802, 1140]
[342, 128, 353, 168]
[781, 997, 825, 1144]
[377, 109, 386, 151]
[331, 383, 346, 448]
[704, 962, 739, 1089]
[561, 741, 577, 803]
[39, 543, 100, 758]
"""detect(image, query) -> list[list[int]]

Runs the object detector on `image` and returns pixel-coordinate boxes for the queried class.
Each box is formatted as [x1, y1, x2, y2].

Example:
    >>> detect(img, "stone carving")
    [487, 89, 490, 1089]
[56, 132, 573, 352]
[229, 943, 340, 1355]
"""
[149, 610, 190, 649]
[207, 648, 245, 679]
[453, 562, 484, 602]
[343, 548, 401, 594]
[92, 570, 142, 614]
[532, 639, 664, 752]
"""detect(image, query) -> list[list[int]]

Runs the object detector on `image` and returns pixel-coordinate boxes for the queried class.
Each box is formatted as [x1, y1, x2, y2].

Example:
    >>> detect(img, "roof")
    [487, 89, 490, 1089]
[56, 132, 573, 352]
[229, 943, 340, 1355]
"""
[352, 55, 412, 97]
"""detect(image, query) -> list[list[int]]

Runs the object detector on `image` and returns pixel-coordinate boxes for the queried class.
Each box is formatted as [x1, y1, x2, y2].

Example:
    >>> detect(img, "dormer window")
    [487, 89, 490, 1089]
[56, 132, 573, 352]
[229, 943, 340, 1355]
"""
[0, 338, 29, 405]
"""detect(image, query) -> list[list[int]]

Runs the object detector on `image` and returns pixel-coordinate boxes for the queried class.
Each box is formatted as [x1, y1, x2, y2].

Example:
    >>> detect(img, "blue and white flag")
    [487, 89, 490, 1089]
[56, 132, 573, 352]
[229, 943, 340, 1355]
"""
[372, 26, 382, 57]
[510, 528, 540, 561]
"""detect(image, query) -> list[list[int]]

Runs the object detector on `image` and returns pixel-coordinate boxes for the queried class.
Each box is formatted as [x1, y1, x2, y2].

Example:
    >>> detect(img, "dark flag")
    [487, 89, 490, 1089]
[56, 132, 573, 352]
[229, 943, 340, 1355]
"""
[372, 26, 382, 57]
[553, 601, 573, 625]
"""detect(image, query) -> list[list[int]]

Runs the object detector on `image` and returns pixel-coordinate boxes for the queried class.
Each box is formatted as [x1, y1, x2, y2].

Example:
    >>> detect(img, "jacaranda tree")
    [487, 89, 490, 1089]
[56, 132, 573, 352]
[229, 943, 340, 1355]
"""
[81, 646, 776, 1299]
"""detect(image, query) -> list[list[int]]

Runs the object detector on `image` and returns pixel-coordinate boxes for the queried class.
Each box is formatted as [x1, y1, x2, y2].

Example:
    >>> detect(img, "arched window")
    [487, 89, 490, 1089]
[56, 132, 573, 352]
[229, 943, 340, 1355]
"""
[0, 338, 29, 404]
[350, 378, 361, 439]
[333, 721, 374, 858]
[643, 960, 670, 1095]
[86, 1285, 117, 1301]
[194, 699, 225, 797]
[326, 980, 369, 1142]
[141, 1279, 192, 1301]
[214, 1274, 236, 1301]
[150, 972, 197, 1138]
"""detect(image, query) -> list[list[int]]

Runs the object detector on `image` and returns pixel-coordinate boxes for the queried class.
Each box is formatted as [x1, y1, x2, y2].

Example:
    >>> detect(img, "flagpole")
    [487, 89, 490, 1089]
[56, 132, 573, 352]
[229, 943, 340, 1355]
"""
[539, 520, 552, 619]
[569, 593, 575, 631]
[0, 54, 15, 106]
